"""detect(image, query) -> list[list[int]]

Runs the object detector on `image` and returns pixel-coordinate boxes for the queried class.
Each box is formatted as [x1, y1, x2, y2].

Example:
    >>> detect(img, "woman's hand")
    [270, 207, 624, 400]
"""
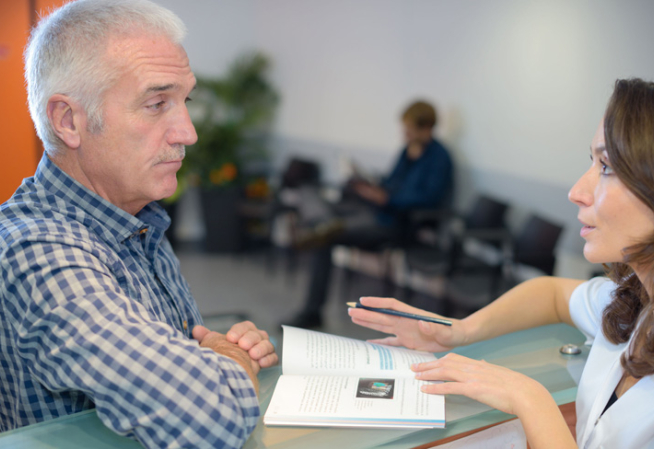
[413, 353, 577, 448]
[412, 353, 550, 416]
[348, 296, 467, 353]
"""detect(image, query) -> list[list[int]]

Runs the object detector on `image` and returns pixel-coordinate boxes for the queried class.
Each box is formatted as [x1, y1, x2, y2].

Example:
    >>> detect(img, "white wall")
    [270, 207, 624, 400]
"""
[157, 0, 654, 278]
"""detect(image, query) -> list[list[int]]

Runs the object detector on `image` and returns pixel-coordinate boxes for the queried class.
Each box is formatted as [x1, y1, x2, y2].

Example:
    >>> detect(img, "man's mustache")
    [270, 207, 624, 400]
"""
[156, 145, 185, 164]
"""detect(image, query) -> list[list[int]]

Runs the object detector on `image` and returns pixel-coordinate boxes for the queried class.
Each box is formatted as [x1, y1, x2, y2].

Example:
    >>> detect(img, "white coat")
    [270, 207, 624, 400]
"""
[570, 277, 654, 449]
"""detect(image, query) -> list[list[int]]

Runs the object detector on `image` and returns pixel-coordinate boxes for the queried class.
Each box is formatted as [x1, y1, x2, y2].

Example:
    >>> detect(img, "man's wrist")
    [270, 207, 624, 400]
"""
[198, 334, 260, 393]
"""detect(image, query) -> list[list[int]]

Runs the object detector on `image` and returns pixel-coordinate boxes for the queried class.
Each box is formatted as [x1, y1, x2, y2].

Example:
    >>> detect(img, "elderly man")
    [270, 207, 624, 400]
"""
[0, 0, 277, 447]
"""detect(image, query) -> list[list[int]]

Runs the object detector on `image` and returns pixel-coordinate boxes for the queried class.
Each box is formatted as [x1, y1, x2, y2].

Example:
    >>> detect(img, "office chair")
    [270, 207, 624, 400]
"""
[446, 213, 564, 314]
[403, 194, 511, 288]
[266, 157, 322, 281]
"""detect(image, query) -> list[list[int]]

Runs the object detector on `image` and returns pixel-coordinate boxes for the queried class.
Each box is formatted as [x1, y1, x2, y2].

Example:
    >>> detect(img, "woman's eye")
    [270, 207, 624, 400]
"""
[600, 160, 614, 175]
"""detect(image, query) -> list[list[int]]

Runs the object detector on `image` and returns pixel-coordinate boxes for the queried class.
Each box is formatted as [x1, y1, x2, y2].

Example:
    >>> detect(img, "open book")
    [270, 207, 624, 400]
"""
[263, 326, 445, 429]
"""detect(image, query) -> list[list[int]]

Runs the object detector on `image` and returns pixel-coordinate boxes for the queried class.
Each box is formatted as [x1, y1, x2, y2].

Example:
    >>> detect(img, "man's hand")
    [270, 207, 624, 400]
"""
[192, 322, 278, 386]
[192, 325, 269, 394]
[353, 183, 389, 206]
[224, 321, 278, 370]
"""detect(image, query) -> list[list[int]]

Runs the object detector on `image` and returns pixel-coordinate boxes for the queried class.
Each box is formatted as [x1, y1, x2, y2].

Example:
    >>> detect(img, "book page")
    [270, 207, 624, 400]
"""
[282, 326, 436, 378]
[264, 374, 445, 429]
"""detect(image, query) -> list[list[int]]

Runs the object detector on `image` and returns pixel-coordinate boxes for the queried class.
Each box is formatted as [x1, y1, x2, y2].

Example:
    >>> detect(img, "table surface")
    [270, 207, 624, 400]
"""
[0, 323, 588, 448]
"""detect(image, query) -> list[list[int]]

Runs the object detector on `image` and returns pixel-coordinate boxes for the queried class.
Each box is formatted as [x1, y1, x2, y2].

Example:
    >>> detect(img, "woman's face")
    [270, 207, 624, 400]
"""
[568, 119, 654, 265]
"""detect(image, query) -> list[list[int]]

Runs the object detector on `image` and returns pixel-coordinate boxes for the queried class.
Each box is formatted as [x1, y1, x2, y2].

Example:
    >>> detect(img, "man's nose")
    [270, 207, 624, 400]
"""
[172, 107, 198, 146]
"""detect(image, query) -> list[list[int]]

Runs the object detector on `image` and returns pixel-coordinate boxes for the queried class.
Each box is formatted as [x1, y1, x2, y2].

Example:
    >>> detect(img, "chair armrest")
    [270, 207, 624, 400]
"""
[409, 207, 459, 223]
[463, 227, 512, 242]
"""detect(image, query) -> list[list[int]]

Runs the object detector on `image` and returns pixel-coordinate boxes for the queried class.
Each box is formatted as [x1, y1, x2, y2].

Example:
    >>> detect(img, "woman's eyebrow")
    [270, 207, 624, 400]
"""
[591, 144, 607, 157]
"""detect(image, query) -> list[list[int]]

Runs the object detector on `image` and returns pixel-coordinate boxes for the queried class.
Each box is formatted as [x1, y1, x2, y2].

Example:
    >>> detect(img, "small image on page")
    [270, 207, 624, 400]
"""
[356, 378, 395, 399]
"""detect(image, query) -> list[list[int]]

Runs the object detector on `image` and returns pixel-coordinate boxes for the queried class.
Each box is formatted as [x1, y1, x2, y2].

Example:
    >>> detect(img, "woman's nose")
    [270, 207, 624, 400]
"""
[568, 168, 594, 207]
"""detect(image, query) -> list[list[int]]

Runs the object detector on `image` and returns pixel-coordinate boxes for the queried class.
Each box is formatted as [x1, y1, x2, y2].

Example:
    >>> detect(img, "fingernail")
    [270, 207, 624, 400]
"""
[420, 385, 428, 392]
[411, 363, 418, 370]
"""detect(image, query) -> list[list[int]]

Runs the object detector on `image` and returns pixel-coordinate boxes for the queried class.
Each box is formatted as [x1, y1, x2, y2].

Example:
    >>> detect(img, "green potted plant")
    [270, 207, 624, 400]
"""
[183, 52, 279, 252]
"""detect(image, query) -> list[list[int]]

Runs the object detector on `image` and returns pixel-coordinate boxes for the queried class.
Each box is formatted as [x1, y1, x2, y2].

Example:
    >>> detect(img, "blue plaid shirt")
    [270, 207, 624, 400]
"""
[0, 154, 259, 448]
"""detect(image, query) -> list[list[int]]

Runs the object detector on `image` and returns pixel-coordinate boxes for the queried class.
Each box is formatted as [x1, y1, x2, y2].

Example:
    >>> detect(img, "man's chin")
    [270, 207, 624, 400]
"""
[156, 179, 179, 201]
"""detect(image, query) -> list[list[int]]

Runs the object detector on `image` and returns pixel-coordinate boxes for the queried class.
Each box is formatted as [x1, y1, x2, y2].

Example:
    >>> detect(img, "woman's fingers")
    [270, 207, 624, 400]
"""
[420, 381, 477, 396]
[410, 353, 545, 416]
[413, 354, 486, 380]
[359, 296, 422, 314]
[348, 306, 397, 326]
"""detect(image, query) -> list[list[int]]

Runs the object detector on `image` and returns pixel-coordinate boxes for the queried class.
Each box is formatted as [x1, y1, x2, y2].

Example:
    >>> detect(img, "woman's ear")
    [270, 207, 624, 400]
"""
[46, 94, 84, 149]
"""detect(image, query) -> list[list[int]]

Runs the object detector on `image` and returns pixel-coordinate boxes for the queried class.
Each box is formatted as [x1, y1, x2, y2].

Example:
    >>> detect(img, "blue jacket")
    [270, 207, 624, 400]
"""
[378, 138, 453, 225]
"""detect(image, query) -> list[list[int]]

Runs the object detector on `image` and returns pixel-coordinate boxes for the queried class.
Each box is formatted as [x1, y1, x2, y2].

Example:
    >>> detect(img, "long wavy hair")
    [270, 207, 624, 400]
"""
[602, 78, 654, 378]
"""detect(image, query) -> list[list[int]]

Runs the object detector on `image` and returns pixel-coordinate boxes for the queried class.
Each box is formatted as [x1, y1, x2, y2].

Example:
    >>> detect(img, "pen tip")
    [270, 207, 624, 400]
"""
[346, 302, 357, 307]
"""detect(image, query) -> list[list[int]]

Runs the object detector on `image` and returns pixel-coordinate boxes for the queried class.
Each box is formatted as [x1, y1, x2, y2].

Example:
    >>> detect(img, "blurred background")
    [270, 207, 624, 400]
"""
[3, 0, 654, 341]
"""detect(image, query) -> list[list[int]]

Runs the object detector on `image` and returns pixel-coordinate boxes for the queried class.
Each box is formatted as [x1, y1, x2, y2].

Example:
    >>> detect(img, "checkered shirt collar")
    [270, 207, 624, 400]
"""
[34, 153, 171, 244]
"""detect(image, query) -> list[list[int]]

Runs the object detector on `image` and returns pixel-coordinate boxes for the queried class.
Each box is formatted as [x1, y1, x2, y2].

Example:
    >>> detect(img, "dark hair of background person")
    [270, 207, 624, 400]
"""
[401, 100, 437, 130]
[602, 77, 654, 378]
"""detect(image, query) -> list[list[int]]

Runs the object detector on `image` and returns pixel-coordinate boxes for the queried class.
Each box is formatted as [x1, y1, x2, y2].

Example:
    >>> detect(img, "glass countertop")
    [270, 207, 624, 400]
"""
[0, 323, 587, 449]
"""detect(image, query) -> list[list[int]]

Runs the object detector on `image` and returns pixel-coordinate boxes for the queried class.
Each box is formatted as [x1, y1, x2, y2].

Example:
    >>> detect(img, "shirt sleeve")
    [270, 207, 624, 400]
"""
[2, 239, 259, 449]
[569, 276, 617, 345]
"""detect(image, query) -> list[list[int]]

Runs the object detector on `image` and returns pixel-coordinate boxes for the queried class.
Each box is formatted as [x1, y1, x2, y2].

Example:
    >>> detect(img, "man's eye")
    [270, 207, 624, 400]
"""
[147, 101, 165, 110]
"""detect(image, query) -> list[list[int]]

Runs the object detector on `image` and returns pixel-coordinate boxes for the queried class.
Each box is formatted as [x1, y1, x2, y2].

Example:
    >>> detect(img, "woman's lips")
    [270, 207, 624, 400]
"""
[580, 225, 595, 238]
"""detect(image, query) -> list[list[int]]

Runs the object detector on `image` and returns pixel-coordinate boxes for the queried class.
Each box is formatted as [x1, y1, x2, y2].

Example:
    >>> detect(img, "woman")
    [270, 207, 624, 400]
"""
[348, 78, 654, 448]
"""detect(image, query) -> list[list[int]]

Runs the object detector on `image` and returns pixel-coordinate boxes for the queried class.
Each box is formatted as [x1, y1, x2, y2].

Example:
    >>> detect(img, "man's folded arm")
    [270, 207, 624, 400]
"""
[3, 241, 259, 448]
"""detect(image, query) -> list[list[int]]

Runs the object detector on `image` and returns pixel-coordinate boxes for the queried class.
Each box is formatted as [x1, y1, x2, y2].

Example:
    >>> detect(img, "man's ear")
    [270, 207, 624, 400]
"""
[47, 94, 84, 149]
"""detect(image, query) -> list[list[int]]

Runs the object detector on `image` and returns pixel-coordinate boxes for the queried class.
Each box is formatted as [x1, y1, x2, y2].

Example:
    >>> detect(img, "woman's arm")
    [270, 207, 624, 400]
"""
[350, 276, 586, 448]
[461, 276, 583, 344]
[349, 276, 585, 352]
[414, 353, 577, 448]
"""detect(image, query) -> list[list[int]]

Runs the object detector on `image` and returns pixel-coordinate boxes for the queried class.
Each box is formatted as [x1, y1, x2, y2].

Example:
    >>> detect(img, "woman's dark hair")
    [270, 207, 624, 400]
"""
[602, 78, 654, 378]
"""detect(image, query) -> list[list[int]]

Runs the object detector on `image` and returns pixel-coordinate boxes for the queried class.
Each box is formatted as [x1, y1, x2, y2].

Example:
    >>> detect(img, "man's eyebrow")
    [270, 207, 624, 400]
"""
[137, 83, 195, 104]
[146, 83, 197, 93]
[143, 83, 177, 95]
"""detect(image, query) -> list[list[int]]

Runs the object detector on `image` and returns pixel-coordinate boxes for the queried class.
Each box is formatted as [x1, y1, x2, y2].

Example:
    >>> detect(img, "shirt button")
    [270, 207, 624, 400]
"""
[183, 320, 188, 331]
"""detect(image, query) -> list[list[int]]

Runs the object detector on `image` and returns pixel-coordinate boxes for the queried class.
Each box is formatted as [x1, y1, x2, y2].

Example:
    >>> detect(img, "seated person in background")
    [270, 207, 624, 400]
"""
[285, 100, 453, 329]
[0, 1, 277, 447]
[349, 78, 654, 448]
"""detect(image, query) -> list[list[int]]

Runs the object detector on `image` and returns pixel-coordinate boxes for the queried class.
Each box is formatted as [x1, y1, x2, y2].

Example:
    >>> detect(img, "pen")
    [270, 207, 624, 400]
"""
[346, 302, 453, 326]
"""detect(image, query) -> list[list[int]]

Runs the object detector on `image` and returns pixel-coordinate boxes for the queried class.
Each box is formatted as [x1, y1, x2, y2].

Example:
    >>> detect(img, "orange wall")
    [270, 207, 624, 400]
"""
[0, 0, 66, 203]
[0, 1, 36, 203]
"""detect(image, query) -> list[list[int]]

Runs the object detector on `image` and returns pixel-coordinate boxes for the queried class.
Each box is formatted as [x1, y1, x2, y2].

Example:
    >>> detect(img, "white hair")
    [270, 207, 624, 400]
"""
[24, 0, 187, 155]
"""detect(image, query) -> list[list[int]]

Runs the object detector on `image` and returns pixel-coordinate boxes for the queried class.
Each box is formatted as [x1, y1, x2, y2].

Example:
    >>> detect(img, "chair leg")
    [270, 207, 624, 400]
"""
[285, 248, 299, 286]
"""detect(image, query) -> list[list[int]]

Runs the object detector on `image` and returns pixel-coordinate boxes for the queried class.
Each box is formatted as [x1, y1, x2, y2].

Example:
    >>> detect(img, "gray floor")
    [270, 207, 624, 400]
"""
[177, 248, 393, 344]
